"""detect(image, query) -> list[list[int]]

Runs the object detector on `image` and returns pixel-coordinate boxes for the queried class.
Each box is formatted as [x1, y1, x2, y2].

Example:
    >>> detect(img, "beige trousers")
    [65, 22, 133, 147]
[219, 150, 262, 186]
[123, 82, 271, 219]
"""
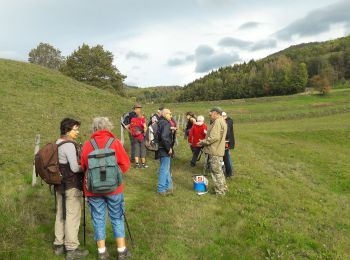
[54, 188, 82, 250]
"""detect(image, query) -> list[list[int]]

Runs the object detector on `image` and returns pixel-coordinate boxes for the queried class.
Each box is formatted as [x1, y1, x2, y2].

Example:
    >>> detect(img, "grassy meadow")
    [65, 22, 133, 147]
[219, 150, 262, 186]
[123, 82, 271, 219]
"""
[0, 59, 350, 259]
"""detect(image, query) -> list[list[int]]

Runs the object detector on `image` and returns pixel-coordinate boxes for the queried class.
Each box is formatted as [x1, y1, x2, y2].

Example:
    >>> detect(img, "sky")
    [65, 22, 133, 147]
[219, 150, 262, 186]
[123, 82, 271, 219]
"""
[0, 0, 349, 87]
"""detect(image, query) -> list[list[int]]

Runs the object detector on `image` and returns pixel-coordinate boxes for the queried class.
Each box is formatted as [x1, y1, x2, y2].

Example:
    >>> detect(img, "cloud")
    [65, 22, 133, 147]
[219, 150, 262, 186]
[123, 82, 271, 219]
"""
[125, 51, 148, 60]
[167, 44, 240, 72]
[167, 54, 195, 67]
[218, 37, 252, 49]
[195, 0, 234, 6]
[218, 36, 277, 51]
[195, 52, 240, 73]
[275, 0, 350, 40]
[194, 45, 240, 73]
[195, 45, 215, 56]
[167, 57, 187, 66]
[250, 38, 277, 51]
[238, 21, 260, 30]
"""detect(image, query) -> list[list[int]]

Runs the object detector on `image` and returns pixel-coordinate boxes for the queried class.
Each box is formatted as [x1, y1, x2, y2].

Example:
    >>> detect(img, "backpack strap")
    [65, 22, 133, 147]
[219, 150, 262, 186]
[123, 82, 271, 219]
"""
[104, 138, 115, 149]
[90, 139, 99, 150]
[57, 140, 76, 147]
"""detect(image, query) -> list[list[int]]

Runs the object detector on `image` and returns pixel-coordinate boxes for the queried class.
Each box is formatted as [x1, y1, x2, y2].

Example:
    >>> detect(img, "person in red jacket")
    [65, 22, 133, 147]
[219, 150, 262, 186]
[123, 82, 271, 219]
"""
[188, 115, 207, 167]
[81, 117, 131, 260]
[130, 113, 148, 168]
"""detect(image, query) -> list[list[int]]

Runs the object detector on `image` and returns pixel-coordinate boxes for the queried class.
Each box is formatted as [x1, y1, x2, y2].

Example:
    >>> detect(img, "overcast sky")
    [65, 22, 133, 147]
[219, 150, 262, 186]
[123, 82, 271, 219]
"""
[0, 0, 349, 87]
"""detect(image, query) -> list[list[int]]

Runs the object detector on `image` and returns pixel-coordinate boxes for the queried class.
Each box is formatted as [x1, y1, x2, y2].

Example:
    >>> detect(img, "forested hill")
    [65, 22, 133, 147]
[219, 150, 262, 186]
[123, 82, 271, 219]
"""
[177, 35, 350, 102]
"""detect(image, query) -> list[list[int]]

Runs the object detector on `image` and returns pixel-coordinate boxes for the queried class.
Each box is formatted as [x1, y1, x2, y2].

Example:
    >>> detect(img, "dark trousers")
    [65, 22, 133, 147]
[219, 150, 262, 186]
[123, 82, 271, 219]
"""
[223, 149, 234, 177]
[128, 133, 135, 161]
[190, 147, 202, 166]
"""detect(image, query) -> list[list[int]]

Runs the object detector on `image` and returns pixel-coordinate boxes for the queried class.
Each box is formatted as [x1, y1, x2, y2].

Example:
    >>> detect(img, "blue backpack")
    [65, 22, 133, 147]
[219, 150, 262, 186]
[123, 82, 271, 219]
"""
[87, 138, 123, 194]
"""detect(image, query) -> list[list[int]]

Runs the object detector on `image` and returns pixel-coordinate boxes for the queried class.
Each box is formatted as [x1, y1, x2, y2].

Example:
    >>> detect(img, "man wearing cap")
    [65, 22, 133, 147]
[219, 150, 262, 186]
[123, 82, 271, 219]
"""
[222, 112, 235, 178]
[198, 107, 228, 195]
[122, 103, 142, 162]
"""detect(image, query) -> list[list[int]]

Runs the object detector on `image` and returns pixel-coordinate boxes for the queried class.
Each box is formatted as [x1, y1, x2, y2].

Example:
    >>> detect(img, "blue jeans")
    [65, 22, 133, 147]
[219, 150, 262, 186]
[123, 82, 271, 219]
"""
[223, 149, 234, 177]
[157, 156, 172, 192]
[88, 193, 125, 241]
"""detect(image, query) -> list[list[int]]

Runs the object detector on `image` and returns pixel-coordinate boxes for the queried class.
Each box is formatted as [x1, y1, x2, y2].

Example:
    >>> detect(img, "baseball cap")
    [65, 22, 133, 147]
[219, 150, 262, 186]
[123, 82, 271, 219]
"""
[209, 107, 223, 114]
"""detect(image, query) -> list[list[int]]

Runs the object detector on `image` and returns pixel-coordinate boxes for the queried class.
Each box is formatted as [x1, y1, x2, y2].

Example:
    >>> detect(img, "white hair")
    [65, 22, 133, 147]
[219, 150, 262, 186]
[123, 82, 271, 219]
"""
[162, 108, 170, 117]
[92, 117, 114, 132]
[197, 115, 205, 122]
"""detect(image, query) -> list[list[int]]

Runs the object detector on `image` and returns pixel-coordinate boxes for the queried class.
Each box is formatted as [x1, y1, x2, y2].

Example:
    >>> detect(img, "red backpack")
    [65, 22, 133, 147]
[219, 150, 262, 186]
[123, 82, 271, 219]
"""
[130, 118, 144, 138]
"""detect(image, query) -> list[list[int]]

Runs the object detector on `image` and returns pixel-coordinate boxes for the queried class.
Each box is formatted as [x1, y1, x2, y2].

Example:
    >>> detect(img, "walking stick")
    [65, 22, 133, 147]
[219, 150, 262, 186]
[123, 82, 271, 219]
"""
[123, 211, 134, 247]
[83, 195, 86, 246]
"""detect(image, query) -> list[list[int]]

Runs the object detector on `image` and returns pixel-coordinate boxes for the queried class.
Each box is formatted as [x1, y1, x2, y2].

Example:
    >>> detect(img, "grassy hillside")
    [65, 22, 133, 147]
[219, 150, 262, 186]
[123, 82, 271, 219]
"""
[1, 59, 350, 259]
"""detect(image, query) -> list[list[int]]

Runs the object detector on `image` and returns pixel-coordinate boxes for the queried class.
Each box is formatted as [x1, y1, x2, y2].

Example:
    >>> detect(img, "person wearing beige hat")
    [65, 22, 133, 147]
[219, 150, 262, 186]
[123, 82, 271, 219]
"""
[198, 107, 228, 195]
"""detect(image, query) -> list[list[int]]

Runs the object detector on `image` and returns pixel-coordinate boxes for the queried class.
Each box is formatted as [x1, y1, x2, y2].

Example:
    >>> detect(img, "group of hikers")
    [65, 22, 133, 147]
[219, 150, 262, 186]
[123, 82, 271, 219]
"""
[122, 104, 235, 195]
[41, 104, 235, 260]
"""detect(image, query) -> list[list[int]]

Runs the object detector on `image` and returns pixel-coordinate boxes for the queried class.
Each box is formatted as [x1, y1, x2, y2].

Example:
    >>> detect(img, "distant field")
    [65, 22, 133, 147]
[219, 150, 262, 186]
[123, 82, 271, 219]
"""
[1, 59, 350, 259]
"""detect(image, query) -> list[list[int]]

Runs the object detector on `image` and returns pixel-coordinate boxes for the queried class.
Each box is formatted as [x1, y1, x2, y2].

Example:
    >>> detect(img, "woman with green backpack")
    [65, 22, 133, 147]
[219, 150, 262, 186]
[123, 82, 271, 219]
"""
[81, 117, 131, 260]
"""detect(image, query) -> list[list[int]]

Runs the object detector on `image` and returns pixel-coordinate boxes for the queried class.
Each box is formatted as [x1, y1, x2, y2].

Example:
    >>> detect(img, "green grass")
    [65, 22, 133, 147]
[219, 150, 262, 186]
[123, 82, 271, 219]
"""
[1, 59, 350, 259]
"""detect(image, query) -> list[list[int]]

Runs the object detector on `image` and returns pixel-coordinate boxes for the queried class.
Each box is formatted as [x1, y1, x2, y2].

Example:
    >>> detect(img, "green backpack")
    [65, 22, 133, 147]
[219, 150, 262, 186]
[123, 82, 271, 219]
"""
[87, 138, 123, 194]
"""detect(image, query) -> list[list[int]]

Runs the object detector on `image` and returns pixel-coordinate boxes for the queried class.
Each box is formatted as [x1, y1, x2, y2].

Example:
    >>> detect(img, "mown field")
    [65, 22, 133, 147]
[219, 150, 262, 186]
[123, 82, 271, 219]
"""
[0, 59, 350, 259]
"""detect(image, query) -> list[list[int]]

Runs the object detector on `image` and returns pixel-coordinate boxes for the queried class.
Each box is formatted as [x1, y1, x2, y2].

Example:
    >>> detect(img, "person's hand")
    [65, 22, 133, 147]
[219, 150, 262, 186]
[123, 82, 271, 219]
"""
[197, 140, 203, 147]
[168, 148, 173, 155]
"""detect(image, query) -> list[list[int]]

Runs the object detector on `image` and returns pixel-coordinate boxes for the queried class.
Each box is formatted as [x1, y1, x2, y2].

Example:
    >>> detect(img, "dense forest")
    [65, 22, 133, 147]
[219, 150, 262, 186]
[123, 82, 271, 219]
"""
[177, 35, 350, 101]
[125, 85, 182, 103]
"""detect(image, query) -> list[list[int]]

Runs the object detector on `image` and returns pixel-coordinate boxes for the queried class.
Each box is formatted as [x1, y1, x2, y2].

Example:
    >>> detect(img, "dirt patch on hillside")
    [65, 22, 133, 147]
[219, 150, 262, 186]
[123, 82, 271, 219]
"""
[311, 102, 333, 108]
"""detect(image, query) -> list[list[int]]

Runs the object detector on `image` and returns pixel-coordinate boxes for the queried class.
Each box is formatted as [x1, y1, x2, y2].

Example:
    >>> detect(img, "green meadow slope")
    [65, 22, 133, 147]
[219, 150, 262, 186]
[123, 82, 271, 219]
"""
[1, 59, 350, 259]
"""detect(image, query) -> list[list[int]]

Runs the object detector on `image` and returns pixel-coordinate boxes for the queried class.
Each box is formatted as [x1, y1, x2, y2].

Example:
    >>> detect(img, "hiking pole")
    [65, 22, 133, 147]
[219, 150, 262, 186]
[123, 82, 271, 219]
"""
[123, 211, 134, 247]
[83, 195, 86, 246]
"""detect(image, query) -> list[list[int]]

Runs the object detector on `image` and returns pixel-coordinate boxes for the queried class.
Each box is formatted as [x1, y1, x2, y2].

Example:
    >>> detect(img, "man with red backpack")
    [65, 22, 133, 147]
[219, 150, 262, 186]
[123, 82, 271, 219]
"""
[130, 113, 149, 168]
[122, 104, 142, 162]
[188, 115, 207, 167]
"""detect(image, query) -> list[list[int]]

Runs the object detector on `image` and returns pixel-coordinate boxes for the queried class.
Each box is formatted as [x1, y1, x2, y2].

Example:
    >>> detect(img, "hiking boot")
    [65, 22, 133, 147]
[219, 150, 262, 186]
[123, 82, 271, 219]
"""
[53, 245, 65, 256]
[98, 249, 110, 260]
[141, 163, 149, 169]
[225, 175, 233, 180]
[65, 248, 89, 260]
[158, 191, 169, 196]
[165, 190, 174, 196]
[117, 248, 131, 259]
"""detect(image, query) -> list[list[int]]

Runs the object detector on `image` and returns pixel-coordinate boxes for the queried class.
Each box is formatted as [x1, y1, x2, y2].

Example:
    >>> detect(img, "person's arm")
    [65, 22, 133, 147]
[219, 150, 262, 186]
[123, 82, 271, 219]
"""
[80, 141, 90, 172]
[160, 122, 172, 152]
[142, 118, 147, 132]
[188, 127, 193, 144]
[112, 139, 131, 174]
[63, 143, 82, 173]
[200, 122, 220, 146]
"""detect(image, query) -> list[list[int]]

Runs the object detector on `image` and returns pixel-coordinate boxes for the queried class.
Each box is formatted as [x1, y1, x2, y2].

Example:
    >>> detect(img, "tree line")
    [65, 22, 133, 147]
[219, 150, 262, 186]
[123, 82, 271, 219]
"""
[177, 35, 350, 101]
